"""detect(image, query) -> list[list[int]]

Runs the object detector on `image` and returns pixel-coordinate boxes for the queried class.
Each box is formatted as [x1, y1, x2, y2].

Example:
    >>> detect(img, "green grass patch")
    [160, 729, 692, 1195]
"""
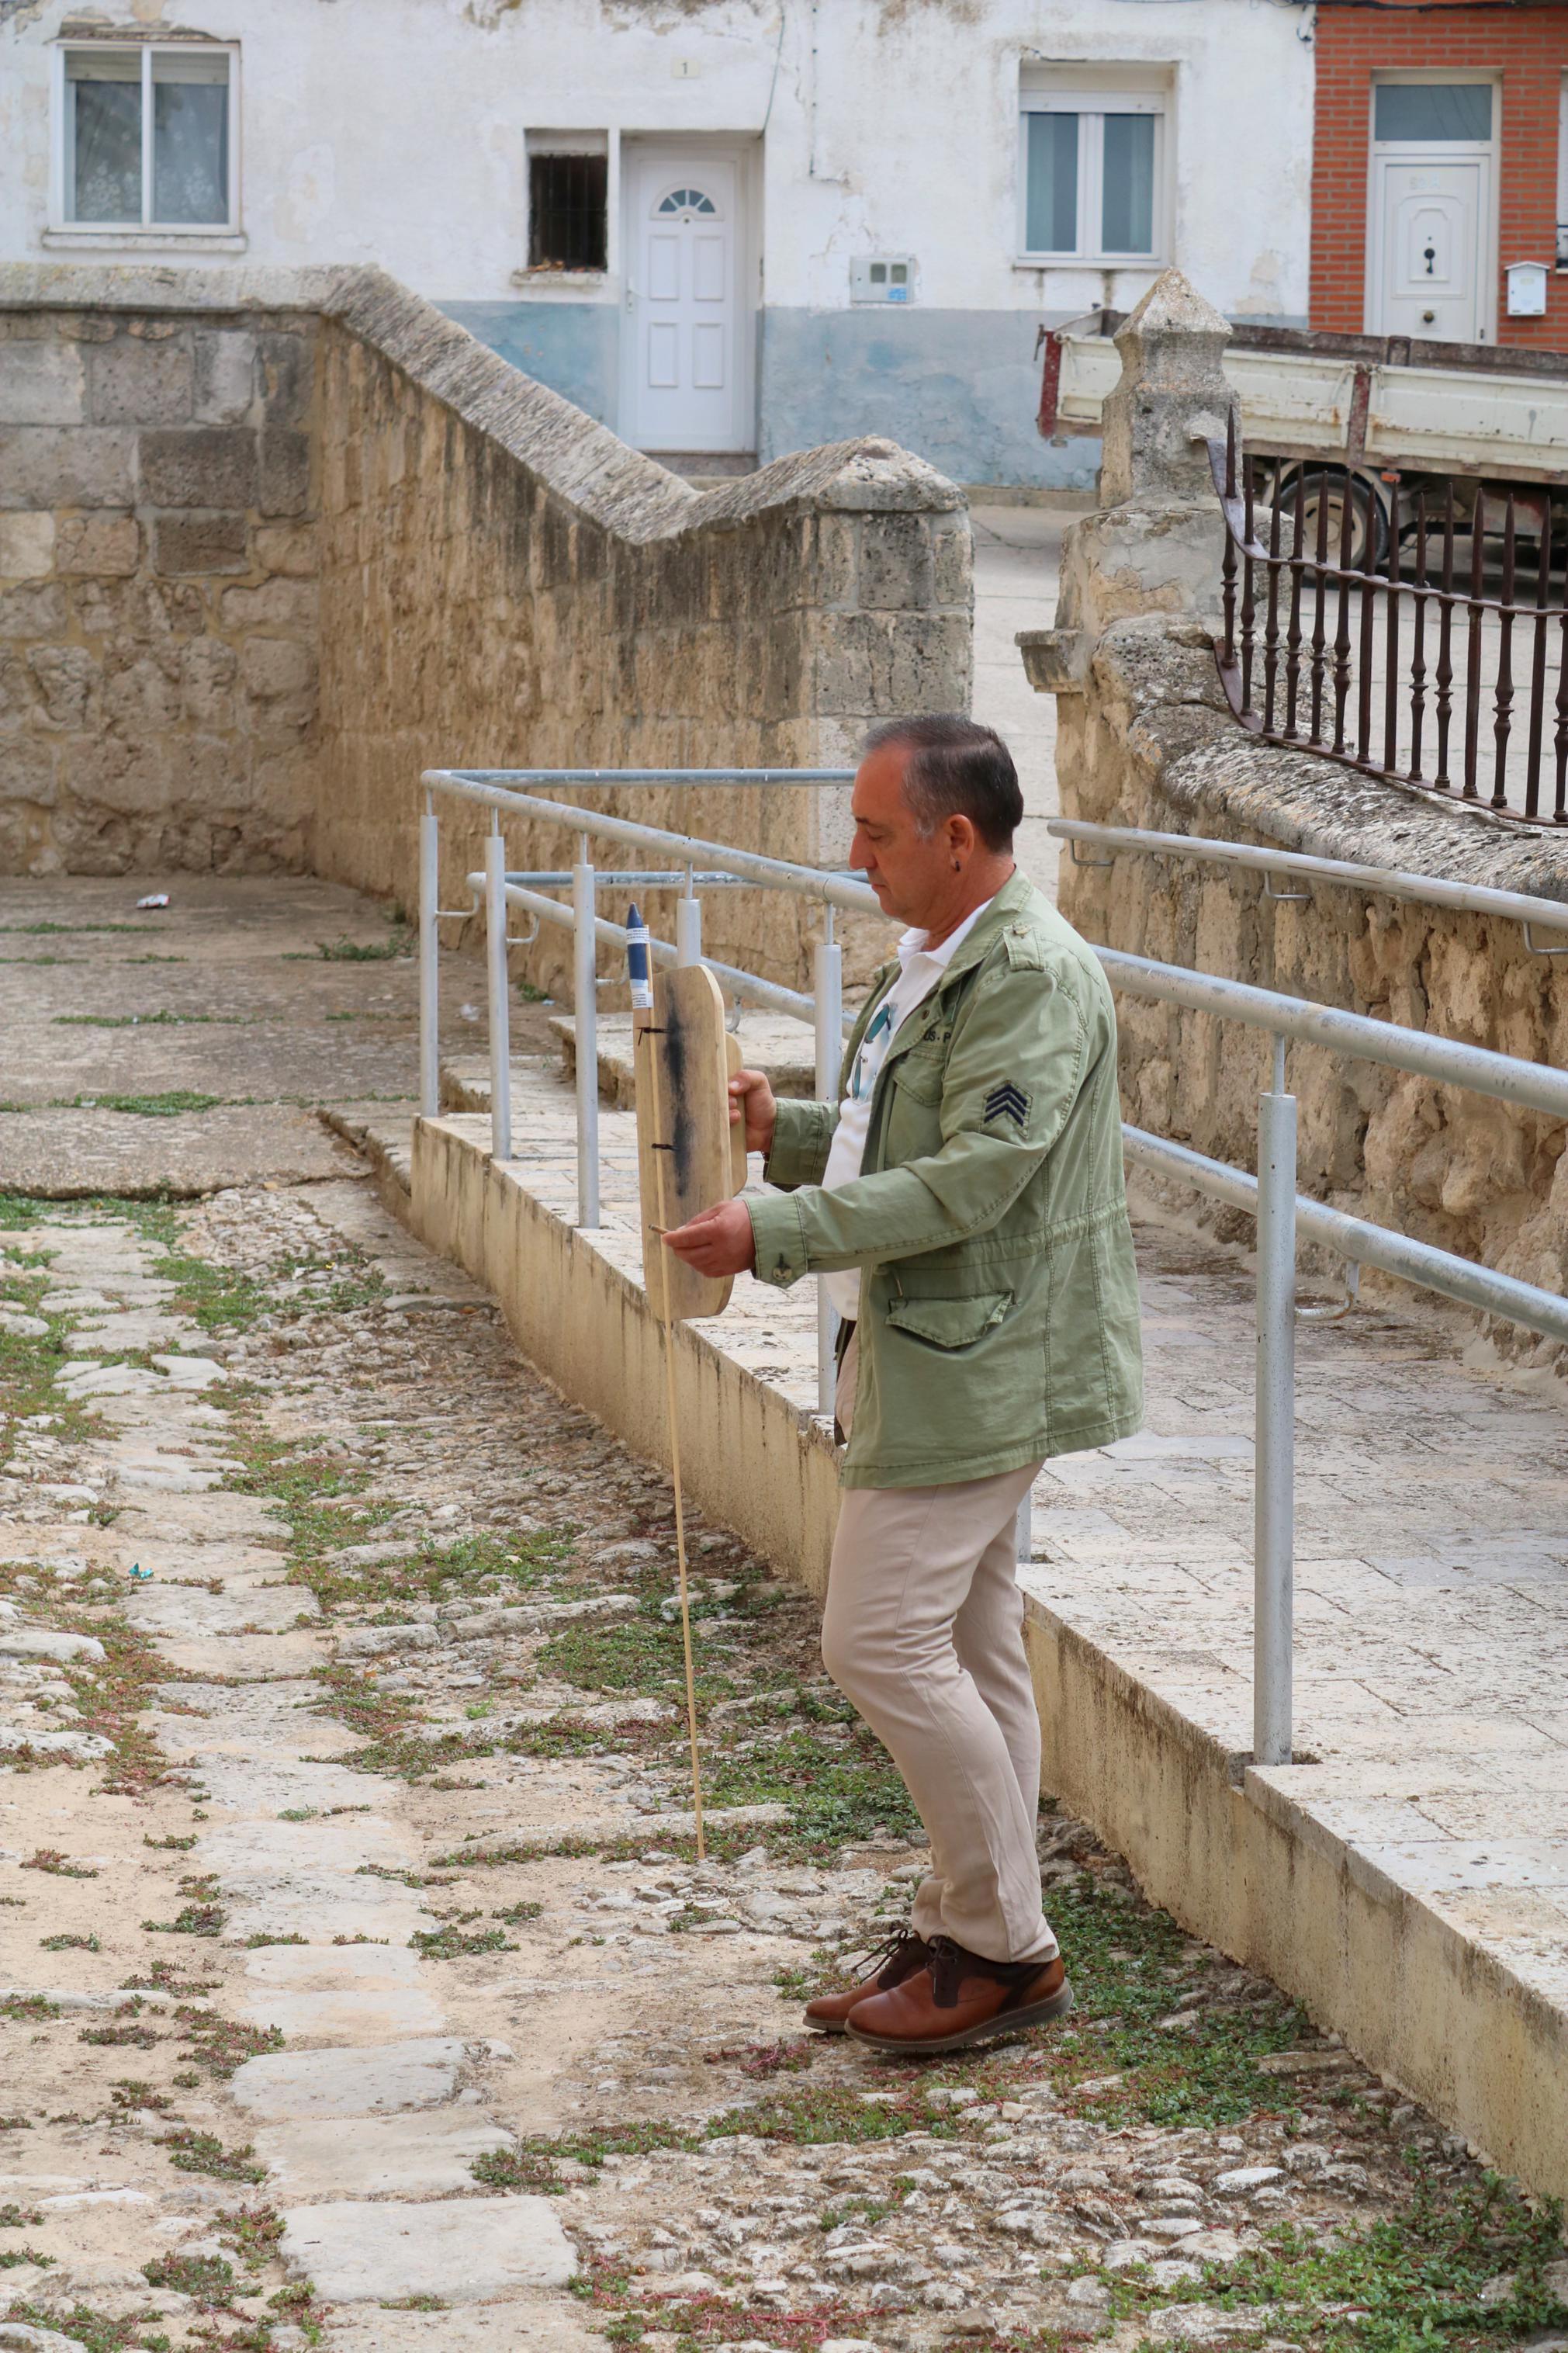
[409, 1921, 517, 1960]
[54, 1091, 226, 1118]
[313, 936, 407, 962]
[52, 1012, 246, 1029]
[156, 2129, 266, 2184]
[143, 2250, 236, 2303]
[1109, 2168, 1568, 2352]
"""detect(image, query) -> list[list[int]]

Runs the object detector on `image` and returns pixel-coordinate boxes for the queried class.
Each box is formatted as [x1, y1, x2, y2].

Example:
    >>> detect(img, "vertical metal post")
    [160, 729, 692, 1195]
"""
[418, 804, 439, 1118]
[676, 872, 703, 967]
[573, 835, 601, 1228]
[485, 826, 511, 1163]
[814, 910, 843, 1416]
[1254, 1032, 1296, 1769]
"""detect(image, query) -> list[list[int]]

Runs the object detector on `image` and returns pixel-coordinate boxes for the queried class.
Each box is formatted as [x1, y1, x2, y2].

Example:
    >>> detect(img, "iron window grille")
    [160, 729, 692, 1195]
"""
[528, 152, 607, 272]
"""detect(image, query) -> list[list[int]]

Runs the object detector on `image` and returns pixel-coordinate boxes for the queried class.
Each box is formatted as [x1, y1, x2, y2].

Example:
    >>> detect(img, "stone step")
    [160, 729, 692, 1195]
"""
[441, 1005, 819, 1120]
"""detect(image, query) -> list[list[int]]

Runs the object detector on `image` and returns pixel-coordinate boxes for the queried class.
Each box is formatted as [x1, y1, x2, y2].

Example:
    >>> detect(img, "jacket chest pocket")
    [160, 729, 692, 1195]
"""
[882, 1045, 945, 1159]
[890, 1045, 944, 1104]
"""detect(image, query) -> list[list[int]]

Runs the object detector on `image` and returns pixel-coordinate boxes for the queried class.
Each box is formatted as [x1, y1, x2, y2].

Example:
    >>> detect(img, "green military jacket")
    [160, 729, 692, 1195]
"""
[745, 868, 1143, 1489]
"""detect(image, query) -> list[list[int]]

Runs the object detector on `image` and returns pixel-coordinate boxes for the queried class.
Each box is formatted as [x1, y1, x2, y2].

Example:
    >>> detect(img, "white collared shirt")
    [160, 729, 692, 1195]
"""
[820, 894, 997, 1321]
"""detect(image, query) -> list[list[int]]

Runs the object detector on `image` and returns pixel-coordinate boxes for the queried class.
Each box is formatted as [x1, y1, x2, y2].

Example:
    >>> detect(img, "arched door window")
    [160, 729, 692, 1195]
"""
[654, 185, 718, 222]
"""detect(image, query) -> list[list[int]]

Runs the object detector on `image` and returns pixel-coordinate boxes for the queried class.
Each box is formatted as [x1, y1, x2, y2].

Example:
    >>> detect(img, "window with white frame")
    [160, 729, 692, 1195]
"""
[1019, 71, 1168, 264]
[59, 43, 237, 230]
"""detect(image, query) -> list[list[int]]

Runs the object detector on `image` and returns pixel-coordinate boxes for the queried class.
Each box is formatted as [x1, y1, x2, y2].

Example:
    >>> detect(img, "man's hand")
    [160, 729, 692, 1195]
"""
[662, 1199, 756, 1278]
[729, 1067, 777, 1159]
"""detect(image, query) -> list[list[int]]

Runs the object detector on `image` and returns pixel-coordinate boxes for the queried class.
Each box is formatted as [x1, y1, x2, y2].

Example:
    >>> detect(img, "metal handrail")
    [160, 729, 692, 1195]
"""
[417, 764, 1568, 1777]
[1099, 945, 1568, 1121]
[1048, 819, 1568, 953]
[425, 773, 881, 920]
[470, 876, 821, 1026]
[1125, 1126, 1568, 1348]
[429, 766, 856, 789]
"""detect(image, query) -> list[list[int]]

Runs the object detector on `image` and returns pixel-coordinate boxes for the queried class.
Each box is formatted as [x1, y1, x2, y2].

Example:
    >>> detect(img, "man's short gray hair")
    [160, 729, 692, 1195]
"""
[862, 716, 1023, 852]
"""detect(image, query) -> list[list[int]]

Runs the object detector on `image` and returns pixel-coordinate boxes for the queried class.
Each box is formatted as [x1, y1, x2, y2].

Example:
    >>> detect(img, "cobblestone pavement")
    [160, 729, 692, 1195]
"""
[3, 1185, 1568, 2353]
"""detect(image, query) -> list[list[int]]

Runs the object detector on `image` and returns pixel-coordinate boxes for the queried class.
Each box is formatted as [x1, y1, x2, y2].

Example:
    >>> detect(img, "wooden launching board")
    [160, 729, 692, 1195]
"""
[632, 963, 748, 1322]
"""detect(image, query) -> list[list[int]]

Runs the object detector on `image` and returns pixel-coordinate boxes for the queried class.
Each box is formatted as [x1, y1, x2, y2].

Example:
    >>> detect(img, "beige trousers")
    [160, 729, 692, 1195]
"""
[826, 1331, 1055, 1965]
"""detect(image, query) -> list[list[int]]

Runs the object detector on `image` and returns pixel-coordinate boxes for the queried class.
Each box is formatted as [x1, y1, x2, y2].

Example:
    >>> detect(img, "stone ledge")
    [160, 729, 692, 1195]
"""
[0, 263, 966, 550]
[1095, 616, 1568, 906]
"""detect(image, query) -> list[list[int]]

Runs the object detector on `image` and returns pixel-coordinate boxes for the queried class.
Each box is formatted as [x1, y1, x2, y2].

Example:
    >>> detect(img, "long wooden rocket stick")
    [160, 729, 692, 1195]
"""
[636, 1001, 707, 1860]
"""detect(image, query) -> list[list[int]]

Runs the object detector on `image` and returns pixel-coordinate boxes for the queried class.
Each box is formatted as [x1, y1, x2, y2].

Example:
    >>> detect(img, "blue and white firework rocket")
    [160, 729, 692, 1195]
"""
[625, 903, 653, 1011]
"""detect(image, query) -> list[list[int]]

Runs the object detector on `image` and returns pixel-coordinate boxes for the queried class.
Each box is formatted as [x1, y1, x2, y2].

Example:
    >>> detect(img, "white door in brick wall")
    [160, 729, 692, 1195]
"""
[624, 147, 752, 454]
[1370, 159, 1487, 341]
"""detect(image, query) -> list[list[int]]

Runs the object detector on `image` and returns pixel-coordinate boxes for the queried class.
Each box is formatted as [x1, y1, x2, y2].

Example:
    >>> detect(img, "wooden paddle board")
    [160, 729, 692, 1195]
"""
[633, 963, 745, 1322]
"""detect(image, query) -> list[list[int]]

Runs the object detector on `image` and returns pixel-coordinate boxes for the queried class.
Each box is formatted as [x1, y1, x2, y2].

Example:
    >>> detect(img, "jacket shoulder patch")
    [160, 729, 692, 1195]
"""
[983, 1081, 1030, 1129]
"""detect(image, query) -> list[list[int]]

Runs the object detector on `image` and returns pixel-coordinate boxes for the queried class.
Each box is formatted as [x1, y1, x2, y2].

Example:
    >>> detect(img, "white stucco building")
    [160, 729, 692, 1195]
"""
[0, 0, 1314, 486]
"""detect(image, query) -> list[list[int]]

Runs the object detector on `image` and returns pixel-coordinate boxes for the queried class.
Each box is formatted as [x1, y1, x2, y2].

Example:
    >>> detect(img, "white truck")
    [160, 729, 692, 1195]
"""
[1037, 317, 1568, 566]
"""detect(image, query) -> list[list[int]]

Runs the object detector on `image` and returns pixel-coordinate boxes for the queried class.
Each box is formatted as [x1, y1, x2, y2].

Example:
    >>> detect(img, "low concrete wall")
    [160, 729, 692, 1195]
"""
[1, 265, 972, 989]
[1024, 1603, 1568, 2206]
[409, 1116, 840, 1598]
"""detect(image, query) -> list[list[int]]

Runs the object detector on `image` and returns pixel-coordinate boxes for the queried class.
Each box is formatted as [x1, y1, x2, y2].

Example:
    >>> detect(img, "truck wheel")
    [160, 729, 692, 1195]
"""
[1287, 469, 1388, 571]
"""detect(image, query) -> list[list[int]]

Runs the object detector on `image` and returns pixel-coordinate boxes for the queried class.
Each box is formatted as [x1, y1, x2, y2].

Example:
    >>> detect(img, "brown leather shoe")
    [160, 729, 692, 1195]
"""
[803, 1928, 933, 2035]
[846, 1933, 1072, 2053]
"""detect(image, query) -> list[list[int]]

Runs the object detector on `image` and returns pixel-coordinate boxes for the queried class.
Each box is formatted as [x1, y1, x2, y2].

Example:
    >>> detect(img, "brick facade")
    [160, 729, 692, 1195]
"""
[1310, 2, 1568, 348]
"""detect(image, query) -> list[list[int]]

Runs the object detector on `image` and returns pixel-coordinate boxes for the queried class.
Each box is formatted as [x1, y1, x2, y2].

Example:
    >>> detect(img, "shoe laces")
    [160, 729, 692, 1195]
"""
[846, 1924, 928, 1988]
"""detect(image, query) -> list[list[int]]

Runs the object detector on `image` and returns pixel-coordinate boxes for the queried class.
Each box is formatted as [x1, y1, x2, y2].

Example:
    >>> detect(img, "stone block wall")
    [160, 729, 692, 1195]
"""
[1024, 275, 1568, 1335]
[0, 265, 971, 990]
[1053, 624, 1568, 1319]
[0, 285, 324, 875]
[312, 273, 968, 992]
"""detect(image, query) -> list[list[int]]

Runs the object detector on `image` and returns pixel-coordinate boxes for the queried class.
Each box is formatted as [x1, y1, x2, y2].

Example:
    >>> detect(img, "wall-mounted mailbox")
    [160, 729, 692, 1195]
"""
[1506, 261, 1549, 317]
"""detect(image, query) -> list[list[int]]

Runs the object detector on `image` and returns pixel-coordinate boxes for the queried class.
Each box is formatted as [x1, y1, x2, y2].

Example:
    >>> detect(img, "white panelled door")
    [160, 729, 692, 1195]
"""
[1371, 159, 1487, 342]
[625, 149, 749, 452]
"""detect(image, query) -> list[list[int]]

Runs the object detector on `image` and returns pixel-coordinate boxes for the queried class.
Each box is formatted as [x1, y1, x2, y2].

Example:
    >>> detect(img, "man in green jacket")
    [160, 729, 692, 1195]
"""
[663, 716, 1142, 2053]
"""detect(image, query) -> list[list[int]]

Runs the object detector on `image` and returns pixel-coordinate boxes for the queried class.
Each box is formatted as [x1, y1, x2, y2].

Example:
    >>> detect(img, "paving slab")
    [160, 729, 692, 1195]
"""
[239, 1942, 447, 2041]
[251, 2108, 513, 2199]
[123, 1583, 314, 1637]
[230, 2038, 466, 2120]
[313, 2297, 607, 2351]
[196, 1816, 416, 1878]
[177, 1752, 384, 1814]
[150, 1679, 354, 1755]
[113, 1492, 287, 1543]
[218, 1870, 426, 1946]
[0, 1105, 364, 1197]
[278, 2195, 576, 2302]
[154, 1631, 324, 1679]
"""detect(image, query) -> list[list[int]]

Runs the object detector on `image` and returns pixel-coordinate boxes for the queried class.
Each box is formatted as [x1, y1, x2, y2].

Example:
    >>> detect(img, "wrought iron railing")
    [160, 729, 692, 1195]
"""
[1210, 415, 1568, 827]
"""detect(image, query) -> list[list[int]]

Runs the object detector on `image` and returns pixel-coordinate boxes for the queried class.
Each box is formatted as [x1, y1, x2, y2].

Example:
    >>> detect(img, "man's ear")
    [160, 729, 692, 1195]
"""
[947, 813, 978, 861]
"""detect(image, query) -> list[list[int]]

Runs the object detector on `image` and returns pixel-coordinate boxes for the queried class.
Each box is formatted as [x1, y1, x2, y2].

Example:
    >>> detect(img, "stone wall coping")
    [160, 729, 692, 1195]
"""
[0, 261, 965, 542]
[1104, 617, 1568, 909]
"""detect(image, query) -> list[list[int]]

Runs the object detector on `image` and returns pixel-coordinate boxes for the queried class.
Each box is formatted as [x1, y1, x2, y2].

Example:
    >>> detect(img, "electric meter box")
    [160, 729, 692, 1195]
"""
[851, 255, 915, 304]
[1506, 262, 1549, 317]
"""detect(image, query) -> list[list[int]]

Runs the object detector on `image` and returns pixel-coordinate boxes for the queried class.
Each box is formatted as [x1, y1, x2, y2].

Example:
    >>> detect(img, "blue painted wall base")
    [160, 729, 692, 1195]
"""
[441, 296, 1110, 487]
[440, 300, 618, 431]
